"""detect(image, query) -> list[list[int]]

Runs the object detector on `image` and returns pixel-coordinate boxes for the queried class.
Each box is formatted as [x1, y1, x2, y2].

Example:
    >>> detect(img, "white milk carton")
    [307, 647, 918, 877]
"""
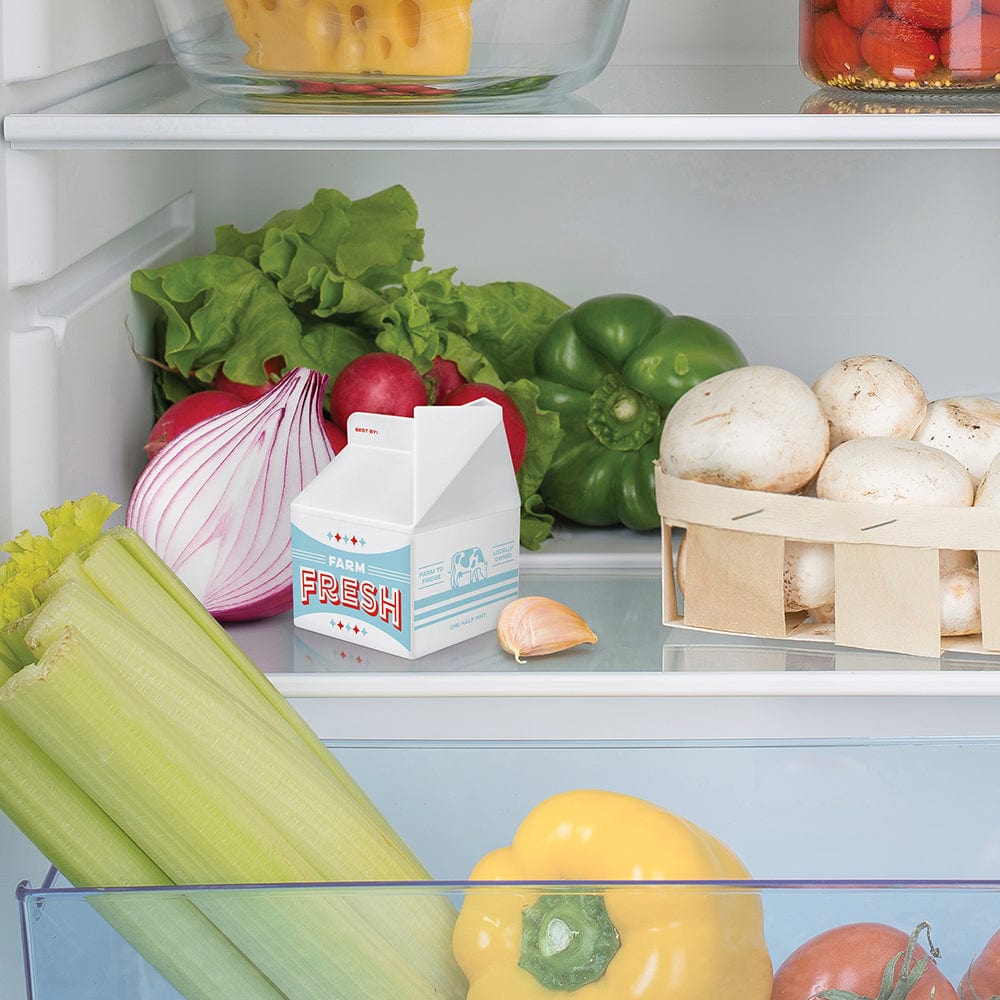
[290, 400, 521, 659]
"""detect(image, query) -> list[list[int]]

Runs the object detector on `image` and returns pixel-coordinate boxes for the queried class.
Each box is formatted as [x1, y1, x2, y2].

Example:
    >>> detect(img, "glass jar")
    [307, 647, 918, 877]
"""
[800, 0, 1000, 90]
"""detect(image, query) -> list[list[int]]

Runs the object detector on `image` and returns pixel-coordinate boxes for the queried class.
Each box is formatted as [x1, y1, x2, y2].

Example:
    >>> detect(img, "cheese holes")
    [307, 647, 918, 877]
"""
[397, 0, 422, 47]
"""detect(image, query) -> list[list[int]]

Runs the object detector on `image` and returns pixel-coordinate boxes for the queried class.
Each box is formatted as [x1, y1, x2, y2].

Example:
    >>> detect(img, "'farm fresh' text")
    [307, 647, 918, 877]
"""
[298, 567, 403, 632]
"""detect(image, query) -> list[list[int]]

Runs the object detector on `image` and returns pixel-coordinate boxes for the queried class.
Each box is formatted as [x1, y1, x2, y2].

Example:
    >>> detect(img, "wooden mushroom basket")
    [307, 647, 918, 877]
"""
[655, 462, 1000, 659]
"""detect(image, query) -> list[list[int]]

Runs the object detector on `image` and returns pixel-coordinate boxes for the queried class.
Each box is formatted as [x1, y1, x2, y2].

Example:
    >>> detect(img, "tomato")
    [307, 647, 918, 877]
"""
[812, 11, 866, 79]
[838, 0, 885, 29]
[861, 17, 940, 80]
[328, 353, 429, 429]
[144, 390, 244, 461]
[441, 383, 528, 474]
[941, 14, 1000, 79]
[959, 927, 1000, 1000]
[772, 922, 959, 1000]
[887, 0, 972, 30]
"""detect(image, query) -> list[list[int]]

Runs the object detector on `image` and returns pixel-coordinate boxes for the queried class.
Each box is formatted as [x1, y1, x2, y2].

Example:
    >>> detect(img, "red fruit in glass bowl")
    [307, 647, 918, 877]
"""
[887, 0, 972, 31]
[837, 0, 884, 29]
[941, 14, 1000, 80]
[811, 11, 866, 80]
[861, 16, 939, 81]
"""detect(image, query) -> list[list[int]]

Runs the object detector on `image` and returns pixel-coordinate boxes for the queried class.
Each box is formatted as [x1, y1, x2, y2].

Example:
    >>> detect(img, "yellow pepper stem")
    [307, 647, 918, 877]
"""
[518, 894, 621, 991]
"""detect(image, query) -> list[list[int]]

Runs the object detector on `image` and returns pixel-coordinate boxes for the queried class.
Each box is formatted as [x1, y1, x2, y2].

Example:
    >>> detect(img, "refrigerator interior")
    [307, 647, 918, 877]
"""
[5, 1, 1000, 998]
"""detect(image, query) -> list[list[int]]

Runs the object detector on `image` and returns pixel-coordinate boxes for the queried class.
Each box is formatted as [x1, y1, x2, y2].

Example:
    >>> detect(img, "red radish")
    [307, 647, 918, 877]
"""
[144, 390, 244, 460]
[323, 420, 348, 455]
[425, 356, 467, 403]
[213, 356, 285, 403]
[442, 383, 527, 474]
[329, 353, 429, 429]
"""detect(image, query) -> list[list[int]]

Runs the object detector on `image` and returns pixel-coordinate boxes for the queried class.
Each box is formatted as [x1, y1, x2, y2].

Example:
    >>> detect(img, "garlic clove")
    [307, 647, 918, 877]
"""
[496, 596, 598, 663]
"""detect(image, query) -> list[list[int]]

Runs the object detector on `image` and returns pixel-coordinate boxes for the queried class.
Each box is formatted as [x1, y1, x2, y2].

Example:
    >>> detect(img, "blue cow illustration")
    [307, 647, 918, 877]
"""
[451, 547, 487, 588]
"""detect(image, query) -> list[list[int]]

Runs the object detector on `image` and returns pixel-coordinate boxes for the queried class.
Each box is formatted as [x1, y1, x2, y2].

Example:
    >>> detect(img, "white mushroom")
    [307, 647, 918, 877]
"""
[659, 365, 830, 495]
[940, 549, 977, 574]
[913, 396, 1000, 486]
[940, 567, 982, 637]
[816, 437, 975, 508]
[976, 453, 1000, 507]
[818, 437, 979, 637]
[812, 355, 928, 449]
[784, 541, 835, 613]
[675, 531, 689, 596]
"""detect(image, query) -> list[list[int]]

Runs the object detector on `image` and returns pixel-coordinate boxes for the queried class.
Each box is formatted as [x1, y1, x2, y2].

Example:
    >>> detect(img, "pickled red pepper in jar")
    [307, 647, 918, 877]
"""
[800, 0, 1000, 89]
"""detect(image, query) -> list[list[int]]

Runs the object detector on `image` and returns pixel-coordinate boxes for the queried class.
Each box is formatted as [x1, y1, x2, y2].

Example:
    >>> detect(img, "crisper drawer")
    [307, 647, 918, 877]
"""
[18, 737, 1000, 999]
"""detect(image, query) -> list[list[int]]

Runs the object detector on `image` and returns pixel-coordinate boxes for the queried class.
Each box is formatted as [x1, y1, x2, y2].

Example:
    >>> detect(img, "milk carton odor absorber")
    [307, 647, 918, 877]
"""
[290, 400, 521, 659]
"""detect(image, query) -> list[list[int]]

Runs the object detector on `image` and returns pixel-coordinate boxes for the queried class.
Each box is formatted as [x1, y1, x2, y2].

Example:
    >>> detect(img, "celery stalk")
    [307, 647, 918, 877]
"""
[81, 529, 403, 833]
[2, 610, 39, 675]
[24, 581, 462, 987]
[0, 705, 289, 1000]
[7, 622, 466, 999]
[26, 582, 425, 876]
[1, 498, 466, 999]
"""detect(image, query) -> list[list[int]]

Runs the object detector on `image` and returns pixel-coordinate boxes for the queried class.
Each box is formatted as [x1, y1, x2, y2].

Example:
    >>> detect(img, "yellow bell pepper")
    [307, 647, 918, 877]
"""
[452, 789, 774, 1000]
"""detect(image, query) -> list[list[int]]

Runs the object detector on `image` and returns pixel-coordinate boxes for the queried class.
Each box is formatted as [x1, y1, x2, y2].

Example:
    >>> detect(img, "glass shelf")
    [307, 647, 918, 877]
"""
[7, 62, 1000, 150]
[221, 524, 1000, 709]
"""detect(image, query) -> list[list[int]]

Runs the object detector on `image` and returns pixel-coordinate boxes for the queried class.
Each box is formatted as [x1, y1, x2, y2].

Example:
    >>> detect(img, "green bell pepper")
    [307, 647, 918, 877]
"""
[533, 294, 748, 531]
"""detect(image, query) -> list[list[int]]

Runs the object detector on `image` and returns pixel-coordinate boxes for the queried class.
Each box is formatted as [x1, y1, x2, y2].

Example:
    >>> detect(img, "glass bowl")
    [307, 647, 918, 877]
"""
[151, 0, 631, 108]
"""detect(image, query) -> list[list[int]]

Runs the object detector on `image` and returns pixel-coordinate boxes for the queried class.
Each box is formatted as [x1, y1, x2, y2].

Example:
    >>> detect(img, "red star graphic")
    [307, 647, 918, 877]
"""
[351, 535, 359, 546]
[336, 620, 345, 630]
[352, 625, 360, 634]
[334, 532, 342, 542]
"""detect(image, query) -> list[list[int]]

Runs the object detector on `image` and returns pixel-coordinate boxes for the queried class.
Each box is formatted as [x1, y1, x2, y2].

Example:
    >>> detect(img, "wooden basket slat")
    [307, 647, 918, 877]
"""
[655, 463, 1000, 659]
[656, 468, 1000, 550]
[833, 543, 941, 658]
[979, 550, 1000, 652]
[682, 525, 788, 638]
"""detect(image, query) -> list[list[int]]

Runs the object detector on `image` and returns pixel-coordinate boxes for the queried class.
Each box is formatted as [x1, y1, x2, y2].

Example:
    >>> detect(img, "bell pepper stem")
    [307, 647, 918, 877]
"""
[586, 374, 660, 452]
[518, 893, 620, 991]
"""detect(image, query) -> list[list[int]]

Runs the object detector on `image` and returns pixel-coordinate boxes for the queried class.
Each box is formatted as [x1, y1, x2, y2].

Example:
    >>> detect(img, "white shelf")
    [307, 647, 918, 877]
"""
[7, 62, 1000, 150]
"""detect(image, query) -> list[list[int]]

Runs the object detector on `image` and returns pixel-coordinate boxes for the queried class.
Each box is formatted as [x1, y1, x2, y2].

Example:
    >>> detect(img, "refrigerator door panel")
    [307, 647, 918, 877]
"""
[0, 0, 164, 83]
[5, 151, 193, 286]
[3, 189, 196, 530]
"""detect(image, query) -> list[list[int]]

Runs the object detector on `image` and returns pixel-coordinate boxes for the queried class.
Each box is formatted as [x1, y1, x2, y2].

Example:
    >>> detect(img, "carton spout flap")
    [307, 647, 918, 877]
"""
[294, 412, 415, 526]
[413, 401, 520, 525]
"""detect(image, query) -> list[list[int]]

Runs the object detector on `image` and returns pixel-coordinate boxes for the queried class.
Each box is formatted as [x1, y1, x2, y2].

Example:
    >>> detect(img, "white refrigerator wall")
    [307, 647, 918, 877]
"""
[5, 145, 1000, 542]
[1, 2, 1000, 1000]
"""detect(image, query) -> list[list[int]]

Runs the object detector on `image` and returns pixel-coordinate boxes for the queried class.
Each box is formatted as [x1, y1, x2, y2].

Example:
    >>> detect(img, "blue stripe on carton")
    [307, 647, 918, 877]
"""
[413, 568, 519, 629]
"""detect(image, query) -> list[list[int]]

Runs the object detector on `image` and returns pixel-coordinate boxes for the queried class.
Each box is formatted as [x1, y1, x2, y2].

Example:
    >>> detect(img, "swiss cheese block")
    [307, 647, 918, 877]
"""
[225, 0, 474, 76]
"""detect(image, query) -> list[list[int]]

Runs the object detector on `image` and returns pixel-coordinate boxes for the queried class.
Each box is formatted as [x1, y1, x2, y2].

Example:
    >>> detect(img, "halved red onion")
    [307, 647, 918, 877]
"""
[126, 367, 335, 621]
